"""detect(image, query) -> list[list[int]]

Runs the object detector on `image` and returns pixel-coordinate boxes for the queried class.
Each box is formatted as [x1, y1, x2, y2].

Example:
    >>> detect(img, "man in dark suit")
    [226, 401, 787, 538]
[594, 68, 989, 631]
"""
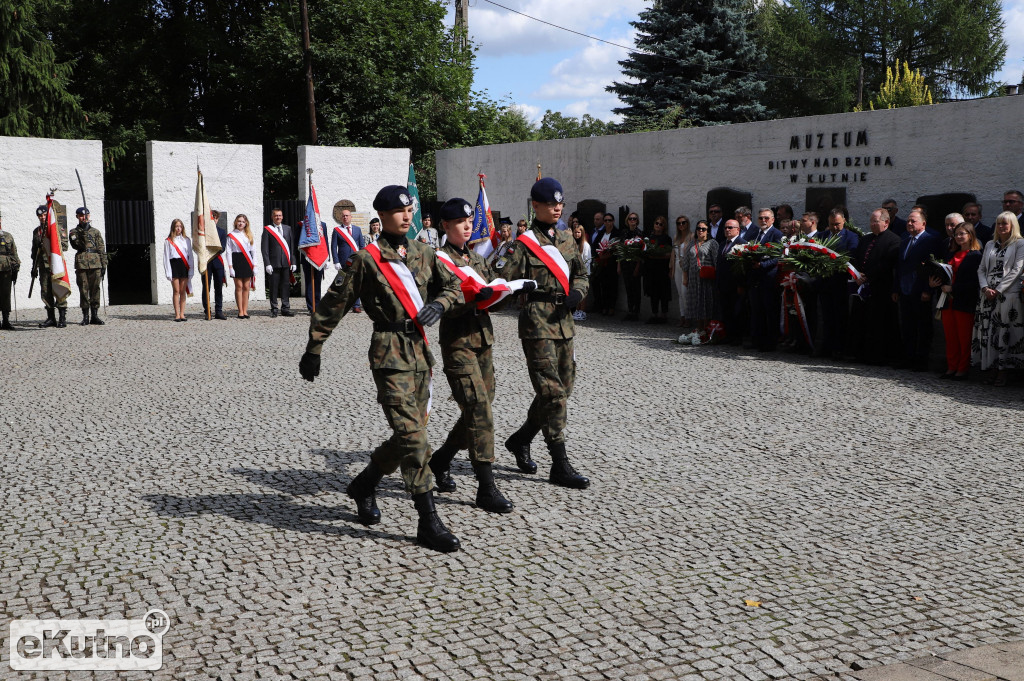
[882, 199, 907, 240]
[707, 204, 726, 245]
[851, 209, 901, 365]
[894, 208, 942, 370]
[1001, 190, 1024, 224]
[736, 206, 757, 242]
[261, 208, 297, 317]
[819, 209, 859, 359]
[202, 211, 228, 320]
[716, 219, 746, 345]
[330, 208, 365, 312]
[962, 202, 991, 244]
[748, 207, 783, 351]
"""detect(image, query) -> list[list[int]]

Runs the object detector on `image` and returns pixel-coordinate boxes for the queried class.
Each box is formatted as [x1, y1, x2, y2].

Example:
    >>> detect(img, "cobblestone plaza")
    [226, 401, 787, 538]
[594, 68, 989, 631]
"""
[1, 305, 1022, 680]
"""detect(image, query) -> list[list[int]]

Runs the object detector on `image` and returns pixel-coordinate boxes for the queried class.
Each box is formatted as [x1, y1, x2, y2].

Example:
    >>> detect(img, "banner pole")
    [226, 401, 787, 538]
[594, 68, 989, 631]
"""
[205, 269, 210, 320]
[312, 270, 316, 316]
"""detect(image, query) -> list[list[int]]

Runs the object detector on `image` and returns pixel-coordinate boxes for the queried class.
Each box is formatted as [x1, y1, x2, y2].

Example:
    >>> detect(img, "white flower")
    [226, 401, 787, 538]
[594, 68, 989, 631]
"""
[691, 336, 703, 346]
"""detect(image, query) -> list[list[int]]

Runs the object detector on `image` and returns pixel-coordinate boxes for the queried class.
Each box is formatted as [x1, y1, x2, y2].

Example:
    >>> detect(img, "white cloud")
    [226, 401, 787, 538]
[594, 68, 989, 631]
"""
[512, 103, 543, 123]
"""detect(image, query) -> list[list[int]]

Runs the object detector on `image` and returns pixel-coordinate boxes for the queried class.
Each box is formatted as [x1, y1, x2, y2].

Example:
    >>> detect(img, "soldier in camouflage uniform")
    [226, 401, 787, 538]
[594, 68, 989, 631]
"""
[30, 205, 70, 328]
[298, 185, 463, 553]
[427, 197, 533, 514]
[0, 213, 20, 330]
[494, 178, 591, 489]
[69, 207, 107, 325]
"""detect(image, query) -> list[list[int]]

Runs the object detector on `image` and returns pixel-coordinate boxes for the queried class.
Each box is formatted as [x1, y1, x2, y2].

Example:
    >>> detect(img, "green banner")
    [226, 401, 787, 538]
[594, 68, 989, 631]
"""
[407, 162, 423, 239]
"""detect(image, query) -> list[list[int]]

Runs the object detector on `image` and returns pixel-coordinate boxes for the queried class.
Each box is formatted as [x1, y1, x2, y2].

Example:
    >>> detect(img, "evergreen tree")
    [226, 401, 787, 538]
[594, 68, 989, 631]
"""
[608, 0, 768, 127]
[0, 0, 84, 137]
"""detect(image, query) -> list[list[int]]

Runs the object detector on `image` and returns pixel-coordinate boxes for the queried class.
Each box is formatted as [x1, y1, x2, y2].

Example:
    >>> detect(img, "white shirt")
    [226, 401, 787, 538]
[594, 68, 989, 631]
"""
[223, 229, 256, 278]
[163, 235, 194, 279]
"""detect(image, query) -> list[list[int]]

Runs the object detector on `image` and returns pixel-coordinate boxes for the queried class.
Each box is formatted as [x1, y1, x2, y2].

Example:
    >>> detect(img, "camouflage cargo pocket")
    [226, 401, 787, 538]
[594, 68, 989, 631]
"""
[527, 357, 562, 398]
[444, 361, 483, 404]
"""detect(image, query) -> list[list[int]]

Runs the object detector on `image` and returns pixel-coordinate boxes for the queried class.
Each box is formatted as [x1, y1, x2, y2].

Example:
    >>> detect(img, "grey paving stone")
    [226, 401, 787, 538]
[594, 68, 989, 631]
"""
[906, 656, 997, 680]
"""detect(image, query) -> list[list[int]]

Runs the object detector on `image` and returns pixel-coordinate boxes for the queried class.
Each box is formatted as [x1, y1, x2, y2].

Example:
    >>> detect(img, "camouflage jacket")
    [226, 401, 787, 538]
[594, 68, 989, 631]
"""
[494, 219, 589, 340]
[305, 236, 460, 371]
[69, 223, 107, 270]
[438, 242, 494, 352]
[0, 231, 19, 272]
[31, 224, 69, 271]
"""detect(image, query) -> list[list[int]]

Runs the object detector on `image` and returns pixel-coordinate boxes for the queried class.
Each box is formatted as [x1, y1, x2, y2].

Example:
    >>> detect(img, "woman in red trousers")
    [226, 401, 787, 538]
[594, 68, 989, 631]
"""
[930, 222, 982, 380]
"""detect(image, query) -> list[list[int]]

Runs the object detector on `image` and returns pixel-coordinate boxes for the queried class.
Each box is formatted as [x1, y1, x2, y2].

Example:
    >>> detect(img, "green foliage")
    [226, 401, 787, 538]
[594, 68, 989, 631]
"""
[859, 60, 934, 110]
[614, 105, 692, 134]
[608, 0, 768, 127]
[537, 110, 610, 139]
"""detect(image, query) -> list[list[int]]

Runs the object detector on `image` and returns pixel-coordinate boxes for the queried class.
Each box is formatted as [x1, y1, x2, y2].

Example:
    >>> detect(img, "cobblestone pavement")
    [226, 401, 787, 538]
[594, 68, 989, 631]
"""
[1, 303, 1022, 681]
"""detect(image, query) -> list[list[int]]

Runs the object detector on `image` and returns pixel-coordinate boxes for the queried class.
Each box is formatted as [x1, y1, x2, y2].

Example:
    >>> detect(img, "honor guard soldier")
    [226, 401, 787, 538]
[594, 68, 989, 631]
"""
[298, 185, 463, 552]
[30, 205, 70, 328]
[428, 198, 532, 514]
[0, 212, 20, 330]
[494, 177, 591, 489]
[69, 207, 107, 325]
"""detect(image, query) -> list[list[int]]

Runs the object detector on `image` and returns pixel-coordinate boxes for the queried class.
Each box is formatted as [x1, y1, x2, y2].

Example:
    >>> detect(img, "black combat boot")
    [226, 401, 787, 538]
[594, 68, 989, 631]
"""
[90, 308, 104, 325]
[56, 308, 66, 328]
[548, 442, 590, 489]
[40, 309, 56, 328]
[472, 461, 513, 514]
[504, 421, 540, 474]
[1, 313, 14, 331]
[345, 461, 384, 525]
[80, 309, 90, 326]
[412, 491, 460, 552]
[428, 440, 459, 493]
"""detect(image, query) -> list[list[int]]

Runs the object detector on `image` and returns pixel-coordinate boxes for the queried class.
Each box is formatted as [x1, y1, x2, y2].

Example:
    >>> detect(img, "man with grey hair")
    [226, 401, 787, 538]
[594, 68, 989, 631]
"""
[851, 208, 901, 365]
[749, 207, 782, 351]
[735, 206, 756, 241]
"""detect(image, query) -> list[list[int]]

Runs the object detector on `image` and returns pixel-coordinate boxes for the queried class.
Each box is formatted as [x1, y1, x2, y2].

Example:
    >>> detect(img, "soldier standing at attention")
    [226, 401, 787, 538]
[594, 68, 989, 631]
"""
[30, 205, 70, 328]
[495, 178, 591, 489]
[428, 198, 531, 514]
[0, 213, 20, 330]
[69, 207, 107, 325]
[298, 185, 463, 553]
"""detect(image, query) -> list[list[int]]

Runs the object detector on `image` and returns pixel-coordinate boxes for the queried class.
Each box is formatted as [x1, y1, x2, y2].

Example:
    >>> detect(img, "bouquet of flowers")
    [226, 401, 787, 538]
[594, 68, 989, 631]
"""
[614, 236, 646, 263]
[727, 241, 783, 277]
[643, 238, 673, 259]
[595, 238, 619, 265]
[779, 234, 851, 279]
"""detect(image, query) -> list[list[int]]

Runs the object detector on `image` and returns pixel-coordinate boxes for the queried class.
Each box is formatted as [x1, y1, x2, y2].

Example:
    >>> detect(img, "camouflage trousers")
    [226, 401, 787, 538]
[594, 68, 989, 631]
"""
[370, 368, 433, 495]
[76, 268, 102, 310]
[39, 268, 69, 310]
[440, 344, 496, 463]
[522, 338, 575, 444]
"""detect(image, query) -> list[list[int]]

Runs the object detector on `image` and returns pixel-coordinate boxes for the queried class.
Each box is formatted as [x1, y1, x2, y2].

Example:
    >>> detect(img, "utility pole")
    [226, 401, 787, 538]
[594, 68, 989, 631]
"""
[299, 0, 318, 145]
[454, 0, 469, 50]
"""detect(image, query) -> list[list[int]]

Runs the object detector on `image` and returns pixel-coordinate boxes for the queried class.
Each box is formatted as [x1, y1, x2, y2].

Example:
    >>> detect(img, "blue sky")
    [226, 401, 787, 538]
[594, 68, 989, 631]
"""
[459, 0, 1024, 124]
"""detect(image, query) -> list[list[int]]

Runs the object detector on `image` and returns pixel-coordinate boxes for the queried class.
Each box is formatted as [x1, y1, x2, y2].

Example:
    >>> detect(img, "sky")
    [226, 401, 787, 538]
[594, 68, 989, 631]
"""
[458, 0, 1024, 124]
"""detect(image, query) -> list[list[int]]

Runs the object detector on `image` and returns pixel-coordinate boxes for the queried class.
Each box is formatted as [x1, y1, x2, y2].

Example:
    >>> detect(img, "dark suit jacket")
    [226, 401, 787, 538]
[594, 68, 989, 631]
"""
[708, 219, 727, 245]
[330, 224, 364, 267]
[890, 215, 907, 237]
[741, 222, 758, 242]
[716, 236, 746, 294]
[261, 224, 295, 269]
[946, 250, 982, 313]
[857, 229, 901, 295]
[974, 223, 993, 244]
[830, 228, 860, 254]
[896, 230, 942, 296]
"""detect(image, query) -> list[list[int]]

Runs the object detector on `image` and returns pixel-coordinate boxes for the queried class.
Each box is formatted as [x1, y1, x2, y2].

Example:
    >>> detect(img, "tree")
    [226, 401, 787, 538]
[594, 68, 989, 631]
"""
[536, 110, 610, 139]
[861, 60, 934, 110]
[0, 0, 84, 137]
[608, 0, 768, 127]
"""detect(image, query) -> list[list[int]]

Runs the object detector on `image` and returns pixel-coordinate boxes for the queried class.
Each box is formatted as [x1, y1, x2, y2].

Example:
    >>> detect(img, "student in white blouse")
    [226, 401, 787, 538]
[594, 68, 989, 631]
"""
[223, 214, 257, 319]
[163, 218, 194, 322]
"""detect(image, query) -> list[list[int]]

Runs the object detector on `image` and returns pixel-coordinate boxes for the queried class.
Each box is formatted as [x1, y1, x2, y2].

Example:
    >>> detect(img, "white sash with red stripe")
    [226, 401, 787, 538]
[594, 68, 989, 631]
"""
[166, 237, 193, 295]
[334, 226, 360, 254]
[265, 225, 292, 265]
[366, 242, 433, 413]
[516, 230, 571, 294]
[229, 233, 257, 289]
[436, 250, 533, 310]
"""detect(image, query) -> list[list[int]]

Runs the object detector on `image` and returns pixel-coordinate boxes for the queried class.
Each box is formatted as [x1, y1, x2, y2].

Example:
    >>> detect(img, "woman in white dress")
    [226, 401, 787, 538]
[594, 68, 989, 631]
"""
[971, 211, 1024, 385]
[669, 215, 691, 326]
[223, 214, 257, 319]
[162, 219, 194, 322]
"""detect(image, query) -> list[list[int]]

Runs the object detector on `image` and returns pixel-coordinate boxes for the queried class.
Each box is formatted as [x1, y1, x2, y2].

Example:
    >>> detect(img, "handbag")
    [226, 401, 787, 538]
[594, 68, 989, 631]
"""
[697, 246, 716, 280]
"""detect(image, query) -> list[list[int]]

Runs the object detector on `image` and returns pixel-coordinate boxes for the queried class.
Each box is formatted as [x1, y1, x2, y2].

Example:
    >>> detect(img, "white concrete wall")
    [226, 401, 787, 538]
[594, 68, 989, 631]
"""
[147, 141, 264, 305]
[297, 146, 410, 222]
[437, 96, 1024, 234]
[0, 136, 104, 310]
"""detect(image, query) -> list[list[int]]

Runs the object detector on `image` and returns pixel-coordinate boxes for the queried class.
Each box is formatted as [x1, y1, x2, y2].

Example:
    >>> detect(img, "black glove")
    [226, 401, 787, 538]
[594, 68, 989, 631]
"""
[101, 268, 106, 278]
[299, 352, 320, 382]
[564, 289, 583, 309]
[520, 281, 537, 294]
[473, 286, 494, 303]
[416, 301, 444, 326]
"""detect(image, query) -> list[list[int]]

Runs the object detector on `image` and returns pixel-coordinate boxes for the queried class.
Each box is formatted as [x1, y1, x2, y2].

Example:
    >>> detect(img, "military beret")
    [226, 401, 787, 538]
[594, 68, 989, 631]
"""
[369, 217, 380, 225]
[531, 177, 564, 204]
[499, 217, 513, 225]
[423, 212, 432, 220]
[75, 206, 90, 216]
[36, 205, 47, 216]
[439, 198, 473, 222]
[372, 185, 412, 212]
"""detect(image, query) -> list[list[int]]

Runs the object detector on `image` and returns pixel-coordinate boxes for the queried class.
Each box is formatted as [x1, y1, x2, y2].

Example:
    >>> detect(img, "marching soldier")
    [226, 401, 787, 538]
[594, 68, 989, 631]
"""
[494, 177, 591, 489]
[0, 212, 20, 330]
[298, 185, 463, 552]
[69, 207, 107, 325]
[428, 198, 529, 514]
[30, 205, 70, 328]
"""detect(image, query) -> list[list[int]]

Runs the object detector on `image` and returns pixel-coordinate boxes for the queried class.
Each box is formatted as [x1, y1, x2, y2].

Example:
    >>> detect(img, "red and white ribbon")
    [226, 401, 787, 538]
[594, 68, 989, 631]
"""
[780, 272, 814, 351]
[516, 231, 570, 294]
[435, 251, 534, 309]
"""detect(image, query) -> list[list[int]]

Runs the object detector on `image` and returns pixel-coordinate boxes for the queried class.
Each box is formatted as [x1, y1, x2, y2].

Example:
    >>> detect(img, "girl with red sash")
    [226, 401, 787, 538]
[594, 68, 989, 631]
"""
[162, 219, 194, 322]
[224, 214, 256, 319]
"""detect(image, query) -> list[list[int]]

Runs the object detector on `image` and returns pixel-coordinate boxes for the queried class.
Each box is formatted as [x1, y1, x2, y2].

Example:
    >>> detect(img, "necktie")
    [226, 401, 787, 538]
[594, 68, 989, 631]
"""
[905, 236, 916, 258]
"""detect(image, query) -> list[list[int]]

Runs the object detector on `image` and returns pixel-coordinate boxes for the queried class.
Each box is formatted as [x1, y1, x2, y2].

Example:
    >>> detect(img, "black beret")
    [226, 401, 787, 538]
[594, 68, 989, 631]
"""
[372, 185, 413, 212]
[499, 217, 513, 225]
[439, 198, 474, 221]
[531, 177, 564, 204]
[75, 206, 90, 216]
[36, 205, 47, 216]
[369, 217, 380, 224]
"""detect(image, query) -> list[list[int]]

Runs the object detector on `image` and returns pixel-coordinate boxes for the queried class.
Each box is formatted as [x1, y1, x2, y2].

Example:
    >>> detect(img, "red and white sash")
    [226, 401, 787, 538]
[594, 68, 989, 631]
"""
[229, 233, 257, 290]
[166, 237, 193, 295]
[334, 226, 360, 254]
[366, 242, 433, 412]
[516, 230, 571, 294]
[436, 250, 532, 309]
[265, 225, 292, 265]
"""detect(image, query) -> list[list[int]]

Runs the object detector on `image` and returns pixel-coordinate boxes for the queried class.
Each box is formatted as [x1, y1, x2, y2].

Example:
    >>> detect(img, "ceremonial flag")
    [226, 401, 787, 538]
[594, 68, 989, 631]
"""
[407, 163, 424, 240]
[45, 194, 71, 300]
[191, 168, 221, 273]
[299, 177, 330, 270]
[470, 174, 497, 258]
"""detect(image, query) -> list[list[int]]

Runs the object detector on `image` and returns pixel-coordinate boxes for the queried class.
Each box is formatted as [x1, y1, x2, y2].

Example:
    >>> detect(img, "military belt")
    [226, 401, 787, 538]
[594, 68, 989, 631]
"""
[81, 249, 100, 254]
[373, 319, 418, 333]
[527, 291, 567, 305]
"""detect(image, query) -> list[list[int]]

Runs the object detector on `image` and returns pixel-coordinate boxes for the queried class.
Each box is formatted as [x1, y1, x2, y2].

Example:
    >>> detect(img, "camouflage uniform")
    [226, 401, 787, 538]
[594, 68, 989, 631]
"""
[30, 224, 70, 311]
[495, 219, 589, 444]
[306, 237, 460, 494]
[0, 231, 20, 316]
[69, 222, 106, 312]
[436, 242, 498, 463]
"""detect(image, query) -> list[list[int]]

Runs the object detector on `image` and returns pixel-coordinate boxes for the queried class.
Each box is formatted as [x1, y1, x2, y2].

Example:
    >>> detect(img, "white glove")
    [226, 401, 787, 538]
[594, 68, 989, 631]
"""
[290, 265, 297, 272]
[334, 263, 342, 270]
[265, 265, 273, 275]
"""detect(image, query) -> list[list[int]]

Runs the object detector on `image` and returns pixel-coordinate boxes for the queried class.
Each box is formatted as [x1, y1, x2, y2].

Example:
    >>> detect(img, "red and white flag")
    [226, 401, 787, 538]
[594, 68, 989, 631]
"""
[299, 177, 330, 270]
[46, 194, 72, 299]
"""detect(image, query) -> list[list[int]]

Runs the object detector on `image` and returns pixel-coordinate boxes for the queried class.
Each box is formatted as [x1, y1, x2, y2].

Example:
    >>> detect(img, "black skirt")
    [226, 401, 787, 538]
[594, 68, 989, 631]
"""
[232, 252, 254, 279]
[170, 258, 188, 279]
